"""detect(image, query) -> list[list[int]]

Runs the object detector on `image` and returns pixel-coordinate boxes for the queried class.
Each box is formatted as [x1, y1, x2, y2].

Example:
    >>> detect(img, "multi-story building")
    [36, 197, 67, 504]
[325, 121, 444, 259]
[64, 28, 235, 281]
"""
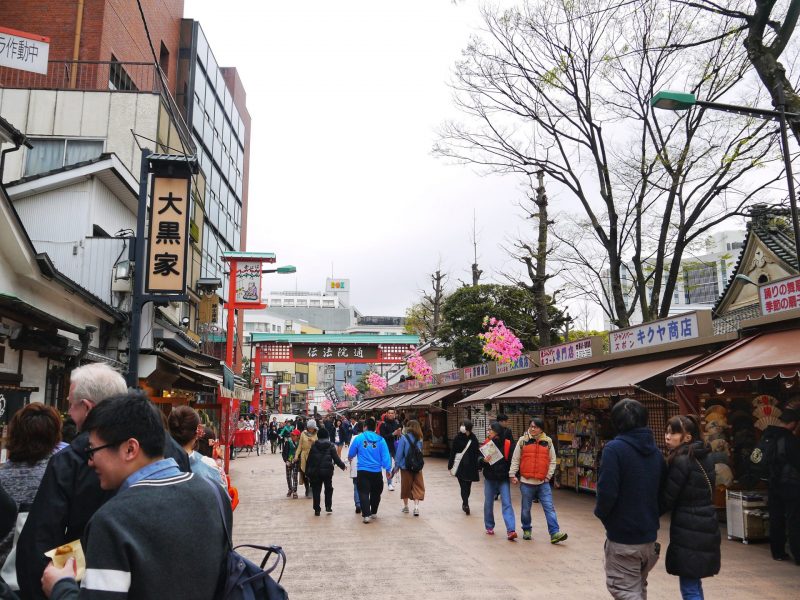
[0, 2, 250, 404]
[602, 230, 746, 329]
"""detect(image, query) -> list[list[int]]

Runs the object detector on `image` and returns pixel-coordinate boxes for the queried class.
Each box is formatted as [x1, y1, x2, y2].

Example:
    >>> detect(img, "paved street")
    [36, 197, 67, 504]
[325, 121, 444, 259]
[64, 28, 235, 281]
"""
[230, 450, 797, 599]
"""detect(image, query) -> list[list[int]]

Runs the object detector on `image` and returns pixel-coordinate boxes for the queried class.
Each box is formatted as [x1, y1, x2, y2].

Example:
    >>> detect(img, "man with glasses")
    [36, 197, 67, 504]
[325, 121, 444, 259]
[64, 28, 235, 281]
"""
[41, 392, 229, 600]
[16, 364, 188, 600]
[509, 418, 568, 544]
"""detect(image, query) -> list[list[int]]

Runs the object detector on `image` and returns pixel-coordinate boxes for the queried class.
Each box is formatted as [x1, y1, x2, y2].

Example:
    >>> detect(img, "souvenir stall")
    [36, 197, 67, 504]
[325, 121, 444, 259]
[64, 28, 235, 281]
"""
[671, 323, 800, 542]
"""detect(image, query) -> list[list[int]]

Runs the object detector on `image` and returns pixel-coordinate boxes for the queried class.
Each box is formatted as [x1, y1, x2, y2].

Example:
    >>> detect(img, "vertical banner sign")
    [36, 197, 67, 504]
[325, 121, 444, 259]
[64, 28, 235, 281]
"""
[0, 27, 50, 74]
[263, 375, 275, 392]
[145, 176, 192, 294]
[235, 261, 263, 305]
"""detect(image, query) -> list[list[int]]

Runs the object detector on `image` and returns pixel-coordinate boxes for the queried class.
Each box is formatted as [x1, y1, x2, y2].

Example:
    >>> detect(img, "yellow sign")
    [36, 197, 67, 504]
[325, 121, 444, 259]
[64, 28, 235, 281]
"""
[199, 294, 220, 324]
[145, 176, 191, 294]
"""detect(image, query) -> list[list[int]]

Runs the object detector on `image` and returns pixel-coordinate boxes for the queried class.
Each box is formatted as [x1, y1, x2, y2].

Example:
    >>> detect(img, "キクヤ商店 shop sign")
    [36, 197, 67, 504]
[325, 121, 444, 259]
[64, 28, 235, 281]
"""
[610, 311, 711, 353]
[760, 275, 800, 316]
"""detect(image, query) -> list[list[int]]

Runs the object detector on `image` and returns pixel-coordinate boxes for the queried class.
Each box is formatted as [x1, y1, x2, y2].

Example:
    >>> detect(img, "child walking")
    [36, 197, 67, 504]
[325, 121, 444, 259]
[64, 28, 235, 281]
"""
[660, 415, 721, 600]
[283, 429, 301, 498]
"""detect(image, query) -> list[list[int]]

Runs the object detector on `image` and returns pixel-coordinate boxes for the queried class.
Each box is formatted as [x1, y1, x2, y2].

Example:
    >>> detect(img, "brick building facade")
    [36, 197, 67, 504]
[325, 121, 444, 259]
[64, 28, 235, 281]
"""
[0, 0, 183, 94]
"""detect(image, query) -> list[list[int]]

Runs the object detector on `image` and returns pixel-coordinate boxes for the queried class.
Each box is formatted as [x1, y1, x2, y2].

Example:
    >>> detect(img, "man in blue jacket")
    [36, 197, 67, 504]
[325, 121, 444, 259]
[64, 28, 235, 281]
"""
[595, 398, 666, 600]
[348, 417, 392, 524]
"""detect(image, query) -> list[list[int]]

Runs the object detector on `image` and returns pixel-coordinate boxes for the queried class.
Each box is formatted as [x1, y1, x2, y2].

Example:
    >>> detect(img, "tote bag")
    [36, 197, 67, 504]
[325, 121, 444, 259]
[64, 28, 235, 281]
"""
[449, 440, 472, 477]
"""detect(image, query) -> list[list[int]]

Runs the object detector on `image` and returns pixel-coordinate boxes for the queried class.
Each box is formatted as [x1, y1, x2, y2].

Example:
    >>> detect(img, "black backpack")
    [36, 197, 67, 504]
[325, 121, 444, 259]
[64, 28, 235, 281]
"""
[208, 482, 289, 600]
[404, 434, 425, 472]
[749, 429, 782, 482]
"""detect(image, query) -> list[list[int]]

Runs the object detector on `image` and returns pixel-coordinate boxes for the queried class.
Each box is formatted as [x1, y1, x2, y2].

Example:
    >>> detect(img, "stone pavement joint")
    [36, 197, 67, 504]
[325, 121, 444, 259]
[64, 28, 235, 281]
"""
[231, 452, 797, 599]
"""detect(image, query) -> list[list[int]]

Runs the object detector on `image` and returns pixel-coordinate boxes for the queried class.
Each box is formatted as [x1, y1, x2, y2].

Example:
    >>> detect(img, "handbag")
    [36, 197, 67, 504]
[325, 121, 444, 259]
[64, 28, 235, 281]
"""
[0, 508, 29, 591]
[449, 440, 472, 477]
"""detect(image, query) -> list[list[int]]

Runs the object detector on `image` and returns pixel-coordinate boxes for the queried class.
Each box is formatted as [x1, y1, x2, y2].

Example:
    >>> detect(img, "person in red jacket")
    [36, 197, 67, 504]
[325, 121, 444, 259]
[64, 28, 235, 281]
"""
[509, 418, 568, 543]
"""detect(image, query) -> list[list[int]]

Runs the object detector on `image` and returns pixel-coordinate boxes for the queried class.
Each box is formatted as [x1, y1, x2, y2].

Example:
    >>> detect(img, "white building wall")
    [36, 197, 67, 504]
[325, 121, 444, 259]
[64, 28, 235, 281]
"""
[13, 180, 91, 241]
[0, 89, 161, 184]
[89, 178, 136, 236]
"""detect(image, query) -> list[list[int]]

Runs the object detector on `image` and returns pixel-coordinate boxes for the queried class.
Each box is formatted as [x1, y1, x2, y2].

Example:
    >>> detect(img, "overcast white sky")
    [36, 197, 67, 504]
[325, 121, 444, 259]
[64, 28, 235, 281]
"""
[183, 1, 544, 317]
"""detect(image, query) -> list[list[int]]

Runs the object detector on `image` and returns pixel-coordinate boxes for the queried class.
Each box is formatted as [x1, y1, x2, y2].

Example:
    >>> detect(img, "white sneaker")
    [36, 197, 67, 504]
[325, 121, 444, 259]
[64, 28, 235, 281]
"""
[413, 507, 419, 517]
[401, 506, 409, 513]
[388, 483, 395, 491]
[362, 516, 370, 524]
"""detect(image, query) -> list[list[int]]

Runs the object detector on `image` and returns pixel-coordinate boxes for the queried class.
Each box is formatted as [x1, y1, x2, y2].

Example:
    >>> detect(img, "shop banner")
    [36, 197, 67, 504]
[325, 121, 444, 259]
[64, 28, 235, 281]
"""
[760, 274, 800, 316]
[496, 353, 533, 374]
[219, 396, 240, 445]
[540, 337, 599, 366]
[262, 374, 275, 392]
[610, 311, 708, 353]
[278, 383, 289, 398]
[463, 363, 489, 379]
[437, 369, 461, 384]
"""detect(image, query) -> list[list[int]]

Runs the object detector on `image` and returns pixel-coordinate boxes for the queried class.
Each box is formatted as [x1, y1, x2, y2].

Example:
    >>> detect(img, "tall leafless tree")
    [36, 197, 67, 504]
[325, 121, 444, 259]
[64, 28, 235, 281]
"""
[435, 0, 784, 327]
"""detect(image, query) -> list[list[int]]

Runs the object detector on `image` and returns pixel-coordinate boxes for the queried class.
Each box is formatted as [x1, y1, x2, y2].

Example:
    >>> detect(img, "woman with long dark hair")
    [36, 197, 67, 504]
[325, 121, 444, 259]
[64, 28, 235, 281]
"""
[448, 419, 481, 515]
[660, 414, 721, 600]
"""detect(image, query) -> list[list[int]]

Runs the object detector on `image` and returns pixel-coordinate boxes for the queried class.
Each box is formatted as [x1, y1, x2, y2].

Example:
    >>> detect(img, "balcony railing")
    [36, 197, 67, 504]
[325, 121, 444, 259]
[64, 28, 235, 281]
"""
[0, 59, 195, 154]
[0, 60, 163, 93]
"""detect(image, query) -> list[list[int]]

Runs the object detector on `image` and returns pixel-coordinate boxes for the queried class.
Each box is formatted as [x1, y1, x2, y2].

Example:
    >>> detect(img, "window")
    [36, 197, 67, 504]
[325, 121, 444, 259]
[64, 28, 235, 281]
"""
[25, 138, 103, 176]
[322, 300, 335, 307]
[295, 372, 308, 384]
[159, 42, 170, 77]
[108, 56, 137, 91]
[684, 261, 720, 304]
[284, 299, 294, 306]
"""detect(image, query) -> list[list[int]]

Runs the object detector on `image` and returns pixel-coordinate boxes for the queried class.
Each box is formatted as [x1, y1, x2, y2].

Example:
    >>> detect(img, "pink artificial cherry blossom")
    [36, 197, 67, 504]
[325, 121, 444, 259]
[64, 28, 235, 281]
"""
[479, 316, 524, 364]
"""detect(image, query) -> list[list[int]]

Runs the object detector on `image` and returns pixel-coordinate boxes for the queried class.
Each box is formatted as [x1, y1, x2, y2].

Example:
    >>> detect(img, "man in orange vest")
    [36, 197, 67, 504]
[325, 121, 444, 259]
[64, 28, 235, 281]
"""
[510, 417, 568, 543]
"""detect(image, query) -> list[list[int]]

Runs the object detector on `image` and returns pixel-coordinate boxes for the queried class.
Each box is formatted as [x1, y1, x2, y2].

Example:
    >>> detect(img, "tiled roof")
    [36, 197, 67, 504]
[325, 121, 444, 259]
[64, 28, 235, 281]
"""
[712, 303, 761, 334]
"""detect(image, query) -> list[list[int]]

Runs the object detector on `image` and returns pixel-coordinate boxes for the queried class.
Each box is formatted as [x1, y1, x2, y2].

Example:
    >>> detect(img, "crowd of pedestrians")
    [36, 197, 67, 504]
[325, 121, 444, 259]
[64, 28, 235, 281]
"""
[1, 377, 797, 600]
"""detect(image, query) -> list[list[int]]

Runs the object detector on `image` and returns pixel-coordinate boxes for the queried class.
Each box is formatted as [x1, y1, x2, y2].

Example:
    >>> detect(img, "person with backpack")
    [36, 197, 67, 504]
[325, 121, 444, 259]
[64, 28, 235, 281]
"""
[394, 420, 425, 516]
[660, 415, 720, 599]
[305, 428, 347, 516]
[448, 419, 481, 515]
[509, 418, 568, 544]
[754, 404, 800, 563]
[283, 429, 301, 498]
[348, 417, 392, 524]
[481, 422, 517, 540]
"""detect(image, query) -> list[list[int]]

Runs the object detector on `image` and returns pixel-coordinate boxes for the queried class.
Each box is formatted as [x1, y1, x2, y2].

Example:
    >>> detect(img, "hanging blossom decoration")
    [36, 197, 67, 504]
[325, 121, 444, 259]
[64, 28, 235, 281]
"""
[367, 372, 387, 393]
[479, 316, 524, 365]
[405, 348, 433, 382]
[321, 398, 334, 412]
[343, 383, 359, 398]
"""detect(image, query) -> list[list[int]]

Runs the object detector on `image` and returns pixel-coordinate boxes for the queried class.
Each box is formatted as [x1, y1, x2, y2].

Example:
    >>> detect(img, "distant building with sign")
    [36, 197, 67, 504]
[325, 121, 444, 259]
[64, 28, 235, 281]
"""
[712, 205, 798, 333]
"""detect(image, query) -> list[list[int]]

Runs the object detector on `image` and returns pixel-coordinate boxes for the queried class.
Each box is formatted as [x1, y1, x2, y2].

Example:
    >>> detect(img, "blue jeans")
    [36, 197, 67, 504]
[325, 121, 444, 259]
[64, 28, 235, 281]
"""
[352, 478, 360, 508]
[679, 577, 704, 600]
[520, 482, 560, 535]
[483, 479, 515, 533]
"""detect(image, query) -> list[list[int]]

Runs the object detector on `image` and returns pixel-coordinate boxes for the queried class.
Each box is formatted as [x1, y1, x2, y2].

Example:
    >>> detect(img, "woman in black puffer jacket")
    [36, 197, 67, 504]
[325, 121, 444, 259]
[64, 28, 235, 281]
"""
[448, 419, 481, 515]
[660, 415, 721, 600]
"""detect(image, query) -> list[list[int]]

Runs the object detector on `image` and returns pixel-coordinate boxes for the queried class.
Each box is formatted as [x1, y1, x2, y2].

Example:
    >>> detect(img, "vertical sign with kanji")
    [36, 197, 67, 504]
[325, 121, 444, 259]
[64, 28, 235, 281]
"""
[235, 261, 263, 304]
[145, 176, 192, 294]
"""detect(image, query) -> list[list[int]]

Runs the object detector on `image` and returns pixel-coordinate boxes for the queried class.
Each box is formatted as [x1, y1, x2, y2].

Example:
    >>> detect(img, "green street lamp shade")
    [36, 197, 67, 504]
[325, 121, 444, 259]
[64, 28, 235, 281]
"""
[276, 265, 297, 274]
[651, 91, 697, 111]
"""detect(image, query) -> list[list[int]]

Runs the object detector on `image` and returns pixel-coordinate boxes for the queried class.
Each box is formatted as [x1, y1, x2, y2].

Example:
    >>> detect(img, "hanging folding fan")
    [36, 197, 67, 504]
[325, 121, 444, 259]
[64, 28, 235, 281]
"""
[753, 405, 781, 420]
[754, 415, 781, 430]
[752, 394, 779, 408]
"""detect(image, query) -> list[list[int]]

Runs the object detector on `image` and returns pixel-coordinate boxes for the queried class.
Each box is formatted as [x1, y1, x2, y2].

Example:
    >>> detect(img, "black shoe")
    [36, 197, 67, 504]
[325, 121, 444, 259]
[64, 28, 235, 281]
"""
[494, 494, 499, 501]
[355, 506, 361, 514]
[773, 554, 790, 561]
[464, 504, 470, 515]
[314, 509, 321, 516]
[326, 508, 332, 513]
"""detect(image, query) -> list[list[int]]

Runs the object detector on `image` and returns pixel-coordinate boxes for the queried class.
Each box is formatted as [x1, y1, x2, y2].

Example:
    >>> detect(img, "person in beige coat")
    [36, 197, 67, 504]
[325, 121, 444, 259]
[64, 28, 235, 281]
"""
[509, 417, 567, 543]
[294, 420, 318, 498]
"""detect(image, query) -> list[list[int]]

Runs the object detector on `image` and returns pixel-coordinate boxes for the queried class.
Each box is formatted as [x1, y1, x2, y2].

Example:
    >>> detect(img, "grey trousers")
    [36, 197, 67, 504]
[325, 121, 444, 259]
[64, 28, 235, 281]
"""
[603, 539, 660, 600]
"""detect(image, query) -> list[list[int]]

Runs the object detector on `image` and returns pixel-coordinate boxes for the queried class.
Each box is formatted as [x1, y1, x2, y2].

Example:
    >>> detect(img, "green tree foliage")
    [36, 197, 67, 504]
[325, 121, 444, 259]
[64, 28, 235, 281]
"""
[355, 370, 372, 394]
[438, 284, 568, 367]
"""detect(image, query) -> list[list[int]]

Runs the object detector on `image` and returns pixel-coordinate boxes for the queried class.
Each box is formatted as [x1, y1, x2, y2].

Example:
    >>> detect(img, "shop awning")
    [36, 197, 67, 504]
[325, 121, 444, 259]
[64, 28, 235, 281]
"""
[455, 378, 534, 406]
[178, 365, 223, 386]
[396, 391, 433, 407]
[411, 388, 460, 407]
[670, 329, 800, 385]
[548, 354, 702, 400]
[497, 368, 605, 401]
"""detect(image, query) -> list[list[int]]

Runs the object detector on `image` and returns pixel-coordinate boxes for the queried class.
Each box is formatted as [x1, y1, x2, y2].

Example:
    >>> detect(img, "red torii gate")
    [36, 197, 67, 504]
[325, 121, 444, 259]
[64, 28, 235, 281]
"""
[250, 333, 418, 413]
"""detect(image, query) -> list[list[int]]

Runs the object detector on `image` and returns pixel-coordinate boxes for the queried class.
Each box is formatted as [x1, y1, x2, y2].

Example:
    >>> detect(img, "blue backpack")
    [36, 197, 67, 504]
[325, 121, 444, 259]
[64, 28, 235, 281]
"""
[208, 482, 288, 600]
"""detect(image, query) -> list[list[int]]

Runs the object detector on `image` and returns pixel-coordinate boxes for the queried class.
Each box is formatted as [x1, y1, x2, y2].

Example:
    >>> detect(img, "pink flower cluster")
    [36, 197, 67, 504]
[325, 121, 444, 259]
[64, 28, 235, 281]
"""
[343, 383, 359, 398]
[321, 398, 333, 412]
[479, 316, 524, 365]
[367, 372, 387, 393]
[406, 348, 433, 382]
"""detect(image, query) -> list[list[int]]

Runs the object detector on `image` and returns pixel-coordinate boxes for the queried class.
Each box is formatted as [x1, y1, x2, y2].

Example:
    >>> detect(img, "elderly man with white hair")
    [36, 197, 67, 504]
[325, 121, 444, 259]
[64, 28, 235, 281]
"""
[15, 363, 190, 600]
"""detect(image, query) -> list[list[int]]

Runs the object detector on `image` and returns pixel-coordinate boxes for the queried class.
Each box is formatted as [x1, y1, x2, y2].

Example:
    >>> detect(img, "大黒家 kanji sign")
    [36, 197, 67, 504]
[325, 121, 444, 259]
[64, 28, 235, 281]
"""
[145, 176, 191, 295]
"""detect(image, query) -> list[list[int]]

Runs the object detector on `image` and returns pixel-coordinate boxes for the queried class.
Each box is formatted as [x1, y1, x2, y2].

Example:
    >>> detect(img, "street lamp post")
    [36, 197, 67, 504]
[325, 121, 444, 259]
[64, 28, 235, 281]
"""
[651, 90, 800, 268]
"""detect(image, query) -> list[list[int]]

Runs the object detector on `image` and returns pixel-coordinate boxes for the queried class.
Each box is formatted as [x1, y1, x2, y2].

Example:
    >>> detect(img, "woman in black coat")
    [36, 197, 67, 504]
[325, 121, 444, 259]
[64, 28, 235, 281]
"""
[660, 415, 720, 600]
[448, 419, 481, 515]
